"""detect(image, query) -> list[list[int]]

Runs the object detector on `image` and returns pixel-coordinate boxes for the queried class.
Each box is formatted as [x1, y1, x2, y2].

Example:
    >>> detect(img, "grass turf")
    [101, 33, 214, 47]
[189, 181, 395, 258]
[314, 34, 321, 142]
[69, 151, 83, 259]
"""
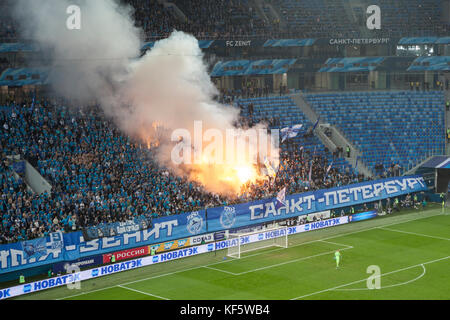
[12, 204, 450, 300]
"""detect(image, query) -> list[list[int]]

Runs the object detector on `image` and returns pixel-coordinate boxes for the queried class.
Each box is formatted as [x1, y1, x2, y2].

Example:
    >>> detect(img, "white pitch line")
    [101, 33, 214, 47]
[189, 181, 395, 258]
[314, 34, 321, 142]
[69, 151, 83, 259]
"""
[379, 227, 450, 241]
[181, 210, 441, 272]
[207, 238, 346, 267]
[202, 266, 240, 275]
[55, 286, 122, 300]
[290, 256, 450, 300]
[57, 210, 441, 300]
[117, 285, 170, 300]
[203, 247, 353, 276]
[333, 264, 427, 291]
[233, 247, 353, 276]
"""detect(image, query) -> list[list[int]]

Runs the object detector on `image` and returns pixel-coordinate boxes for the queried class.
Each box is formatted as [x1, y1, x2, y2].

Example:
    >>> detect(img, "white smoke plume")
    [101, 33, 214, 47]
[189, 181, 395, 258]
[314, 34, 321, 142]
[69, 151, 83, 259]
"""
[12, 0, 279, 196]
[12, 0, 141, 103]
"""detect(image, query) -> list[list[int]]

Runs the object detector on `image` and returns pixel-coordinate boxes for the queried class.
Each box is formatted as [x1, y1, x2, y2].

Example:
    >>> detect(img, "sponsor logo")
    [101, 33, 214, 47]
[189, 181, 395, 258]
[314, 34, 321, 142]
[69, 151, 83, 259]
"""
[151, 244, 161, 251]
[191, 234, 213, 244]
[91, 269, 99, 277]
[207, 244, 214, 251]
[258, 233, 264, 241]
[178, 239, 187, 247]
[309, 218, 341, 230]
[220, 206, 236, 228]
[304, 224, 310, 231]
[33, 274, 81, 291]
[116, 248, 146, 259]
[152, 256, 159, 263]
[104, 246, 149, 263]
[100, 259, 142, 275]
[164, 241, 174, 250]
[23, 284, 31, 293]
[186, 211, 204, 234]
[160, 248, 198, 262]
[288, 227, 297, 234]
[0, 289, 11, 299]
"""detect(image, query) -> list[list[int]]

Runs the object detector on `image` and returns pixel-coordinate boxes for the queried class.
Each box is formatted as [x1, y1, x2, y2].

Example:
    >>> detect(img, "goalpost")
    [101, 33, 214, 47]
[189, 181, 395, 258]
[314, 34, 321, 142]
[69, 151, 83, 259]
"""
[227, 225, 288, 259]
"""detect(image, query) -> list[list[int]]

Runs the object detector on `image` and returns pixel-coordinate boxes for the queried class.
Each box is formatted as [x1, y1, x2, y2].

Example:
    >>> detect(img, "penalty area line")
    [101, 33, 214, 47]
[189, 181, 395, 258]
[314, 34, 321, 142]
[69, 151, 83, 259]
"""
[202, 266, 240, 275]
[378, 227, 450, 241]
[202, 247, 353, 276]
[232, 247, 353, 276]
[318, 240, 354, 249]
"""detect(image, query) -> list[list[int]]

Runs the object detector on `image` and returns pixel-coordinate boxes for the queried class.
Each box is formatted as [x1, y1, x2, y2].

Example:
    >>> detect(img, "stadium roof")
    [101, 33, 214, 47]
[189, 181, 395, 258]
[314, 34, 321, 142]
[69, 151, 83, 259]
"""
[421, 156, 450, 169]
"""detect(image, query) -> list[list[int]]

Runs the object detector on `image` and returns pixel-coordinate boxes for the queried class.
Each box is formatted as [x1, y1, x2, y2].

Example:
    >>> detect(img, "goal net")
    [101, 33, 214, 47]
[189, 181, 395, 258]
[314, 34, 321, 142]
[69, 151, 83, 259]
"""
[227, 225, 288, 259]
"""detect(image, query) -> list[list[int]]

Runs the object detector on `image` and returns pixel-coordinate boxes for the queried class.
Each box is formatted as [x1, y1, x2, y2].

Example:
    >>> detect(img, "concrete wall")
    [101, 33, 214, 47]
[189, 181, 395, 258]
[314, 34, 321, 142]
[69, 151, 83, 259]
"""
[25, 161, 52, 195]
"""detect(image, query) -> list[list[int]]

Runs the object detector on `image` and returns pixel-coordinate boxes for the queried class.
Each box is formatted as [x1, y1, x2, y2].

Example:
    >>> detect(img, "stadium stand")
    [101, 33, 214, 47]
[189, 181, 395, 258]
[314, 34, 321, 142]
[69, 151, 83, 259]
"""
[126, 0, 183, 39]
[363, 0, 449, 38]
[0, 100, 229, 244]
[1, 0, 448, 42]
[304, 91, 446, 177]
[0, 158, 31, 243]
[170, 0, 274, 39]
[271, 0, 449, 38]
[235, 95, 359, 199]
[0, 93, 368, 243]
[271, 0, 360, 39]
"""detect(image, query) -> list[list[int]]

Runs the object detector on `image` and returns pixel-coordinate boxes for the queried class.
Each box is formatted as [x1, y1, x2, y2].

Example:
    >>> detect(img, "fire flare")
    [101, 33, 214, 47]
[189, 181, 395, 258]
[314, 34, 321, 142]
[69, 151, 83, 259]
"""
[187, 153, 266, 196]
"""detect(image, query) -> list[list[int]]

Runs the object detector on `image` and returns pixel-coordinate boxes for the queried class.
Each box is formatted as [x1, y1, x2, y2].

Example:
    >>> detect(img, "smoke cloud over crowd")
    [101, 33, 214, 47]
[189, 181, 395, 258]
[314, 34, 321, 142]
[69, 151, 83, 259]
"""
[12, 0, 279, 196]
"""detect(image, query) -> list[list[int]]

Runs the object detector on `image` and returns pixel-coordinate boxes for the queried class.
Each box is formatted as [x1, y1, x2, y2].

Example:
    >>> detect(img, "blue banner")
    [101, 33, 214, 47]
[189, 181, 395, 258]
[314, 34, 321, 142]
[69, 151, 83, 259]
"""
[319, 57, 385, 73]
[0, 210, 206, 274]
[0, 67, 50, 86]
[11, 161, 25, 174]
[83, 216, 152, 240]
[407, 56, 450, 71]
[398, 37, 439, 45]
[263, 39, 316, 47]
[0, 175, 426, 274]
[349, 210, 378, 222]
[206, 175, 427, 231]
[0, 43, 39, 53]
[211, 59, 296, 77]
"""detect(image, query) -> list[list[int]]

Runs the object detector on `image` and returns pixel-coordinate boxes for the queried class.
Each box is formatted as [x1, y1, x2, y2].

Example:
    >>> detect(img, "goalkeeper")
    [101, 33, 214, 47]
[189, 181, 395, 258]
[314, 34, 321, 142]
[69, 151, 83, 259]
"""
[334, 250, 341, 269]
[440, 192, 446, 210]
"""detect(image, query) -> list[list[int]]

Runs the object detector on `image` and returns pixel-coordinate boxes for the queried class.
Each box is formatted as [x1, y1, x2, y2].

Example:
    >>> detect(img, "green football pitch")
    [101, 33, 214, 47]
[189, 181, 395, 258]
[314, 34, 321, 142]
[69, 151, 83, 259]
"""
[13, 204, 450, 300]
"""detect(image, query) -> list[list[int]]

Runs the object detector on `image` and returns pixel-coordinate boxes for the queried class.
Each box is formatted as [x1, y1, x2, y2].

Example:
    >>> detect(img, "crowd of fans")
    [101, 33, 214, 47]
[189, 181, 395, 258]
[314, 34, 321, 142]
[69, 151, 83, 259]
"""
[0, 0, 16, 41]
[129, 0, 449, 40]
[270, 0, 448, 39]
[126, 0, 183, 39]
[170, 0, 276, 39]
[123, 0, 450, 40]
[0, 99, 230, 244]
[239, 148, 366, 202]
[119, 0, 279, 41]
[0, 95, 371, 244]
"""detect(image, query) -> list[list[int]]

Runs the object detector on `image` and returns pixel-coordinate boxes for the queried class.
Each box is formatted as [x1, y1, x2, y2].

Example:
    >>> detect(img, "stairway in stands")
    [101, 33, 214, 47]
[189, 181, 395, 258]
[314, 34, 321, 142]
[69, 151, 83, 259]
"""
[236, 95, 353, 173]
[303, 90, 446, 175]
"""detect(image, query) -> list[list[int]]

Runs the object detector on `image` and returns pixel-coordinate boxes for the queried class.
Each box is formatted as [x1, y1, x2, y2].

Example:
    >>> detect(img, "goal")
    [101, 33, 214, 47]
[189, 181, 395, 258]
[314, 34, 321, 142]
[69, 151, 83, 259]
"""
[227, 225, 288, 259]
